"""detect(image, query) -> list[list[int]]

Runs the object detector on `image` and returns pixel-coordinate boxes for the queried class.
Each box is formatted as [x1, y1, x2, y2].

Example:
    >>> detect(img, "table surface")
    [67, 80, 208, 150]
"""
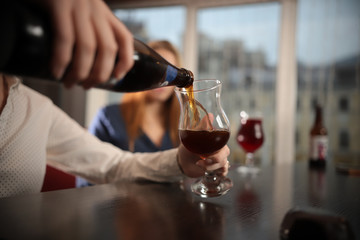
[0, 161, 359, 240]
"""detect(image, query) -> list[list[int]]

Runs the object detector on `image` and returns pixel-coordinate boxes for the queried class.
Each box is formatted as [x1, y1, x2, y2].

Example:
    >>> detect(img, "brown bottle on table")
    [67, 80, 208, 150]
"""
[309, 104, 328, 168]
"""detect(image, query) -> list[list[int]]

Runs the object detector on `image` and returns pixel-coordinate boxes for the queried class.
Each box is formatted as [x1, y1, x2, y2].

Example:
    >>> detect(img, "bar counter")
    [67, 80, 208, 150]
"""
[0, 161, 359, 239]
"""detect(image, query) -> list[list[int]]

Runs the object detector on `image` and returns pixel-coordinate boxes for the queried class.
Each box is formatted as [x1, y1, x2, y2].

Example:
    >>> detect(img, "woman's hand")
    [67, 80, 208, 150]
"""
[177, 143, 230, 178]
[32, 0, 134, 89]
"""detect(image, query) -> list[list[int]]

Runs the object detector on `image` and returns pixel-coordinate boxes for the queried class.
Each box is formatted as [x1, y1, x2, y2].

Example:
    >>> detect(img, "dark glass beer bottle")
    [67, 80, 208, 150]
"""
[0, 1, 193, 92]
[309, 104, 328, 168]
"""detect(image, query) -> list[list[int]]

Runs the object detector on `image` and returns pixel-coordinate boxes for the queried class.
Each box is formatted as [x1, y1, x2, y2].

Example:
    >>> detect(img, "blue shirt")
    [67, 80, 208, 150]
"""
[89, 104, 174, 152]
[76, 104, 175, 187]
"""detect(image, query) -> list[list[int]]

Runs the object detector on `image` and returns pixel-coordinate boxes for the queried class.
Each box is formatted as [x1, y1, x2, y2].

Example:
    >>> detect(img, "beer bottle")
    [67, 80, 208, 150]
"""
[0, 1, 193, 92]
[309, 104, 328, 168]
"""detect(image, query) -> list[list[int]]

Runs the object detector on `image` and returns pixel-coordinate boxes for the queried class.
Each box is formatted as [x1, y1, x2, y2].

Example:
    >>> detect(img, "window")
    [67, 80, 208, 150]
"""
[339, 130, 350, 149]
[113, 6, 186, 48]
[338, 97, 349, 112]
[86, 0, 359, 164]
[196, 3, 281, 165]
[296, 0, 360, 160]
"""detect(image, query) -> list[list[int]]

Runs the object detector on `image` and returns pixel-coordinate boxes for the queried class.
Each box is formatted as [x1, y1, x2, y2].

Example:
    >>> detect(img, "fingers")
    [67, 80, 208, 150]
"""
[177, 144, 230, 178]
[50, 0, 74, 80]
[109, 13, 134, 80]
[218, 160, 230, 176]
[196, 159, 229, 176]
[200, 113, 214, 130]
[80, 1, 119, 89]
[192, 112, 214, 131]
[48, 0, 134, 89]
[195, 145, 230, 172]
[62, 0, 96, 88]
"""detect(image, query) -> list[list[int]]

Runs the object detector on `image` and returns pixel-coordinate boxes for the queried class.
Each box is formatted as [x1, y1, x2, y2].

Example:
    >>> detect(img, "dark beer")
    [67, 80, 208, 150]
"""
[179, 129, 230, 156]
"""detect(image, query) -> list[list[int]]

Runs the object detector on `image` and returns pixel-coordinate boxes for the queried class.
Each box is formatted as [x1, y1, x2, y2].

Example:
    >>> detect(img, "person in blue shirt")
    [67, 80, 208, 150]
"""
[77, 40, 182, 186]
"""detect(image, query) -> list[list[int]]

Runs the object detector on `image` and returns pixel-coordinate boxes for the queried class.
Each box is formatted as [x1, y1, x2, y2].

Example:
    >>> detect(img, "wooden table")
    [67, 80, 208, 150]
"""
[0, 162, 359, 240]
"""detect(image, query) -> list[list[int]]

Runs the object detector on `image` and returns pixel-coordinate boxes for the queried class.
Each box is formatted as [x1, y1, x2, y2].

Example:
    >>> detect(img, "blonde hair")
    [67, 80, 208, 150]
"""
[120, 40, 182, 152]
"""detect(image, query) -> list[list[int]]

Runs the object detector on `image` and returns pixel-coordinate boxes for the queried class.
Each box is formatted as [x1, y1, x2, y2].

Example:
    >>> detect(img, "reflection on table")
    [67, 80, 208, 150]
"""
[0, 161, 359, 240]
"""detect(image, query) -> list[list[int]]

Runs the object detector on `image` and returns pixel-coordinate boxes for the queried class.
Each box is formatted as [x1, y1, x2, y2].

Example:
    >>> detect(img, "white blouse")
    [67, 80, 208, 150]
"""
[0, 77, 182, 198]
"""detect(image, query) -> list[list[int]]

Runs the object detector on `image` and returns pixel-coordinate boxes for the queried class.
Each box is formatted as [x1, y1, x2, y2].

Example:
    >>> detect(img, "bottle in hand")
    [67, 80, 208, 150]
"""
[309, 104, 328, 168]
[0, 1, 193, 92]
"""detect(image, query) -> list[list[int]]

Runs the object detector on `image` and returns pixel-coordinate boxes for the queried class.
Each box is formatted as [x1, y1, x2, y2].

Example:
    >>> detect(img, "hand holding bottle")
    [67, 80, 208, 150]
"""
[27, 0, 134, 89]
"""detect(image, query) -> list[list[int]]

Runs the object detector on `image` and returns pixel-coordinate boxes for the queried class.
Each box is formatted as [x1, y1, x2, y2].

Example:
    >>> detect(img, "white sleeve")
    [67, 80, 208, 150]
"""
[45, 104, 183, 184]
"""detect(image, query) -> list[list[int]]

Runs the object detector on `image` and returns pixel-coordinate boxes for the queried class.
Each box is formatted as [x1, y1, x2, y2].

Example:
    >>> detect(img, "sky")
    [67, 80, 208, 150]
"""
[197, 3, 280, 66]
[297, 0, 360, 65]
[114, 7, 186, 50]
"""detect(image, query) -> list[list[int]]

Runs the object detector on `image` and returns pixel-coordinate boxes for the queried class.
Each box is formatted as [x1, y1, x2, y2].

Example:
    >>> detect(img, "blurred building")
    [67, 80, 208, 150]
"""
[198, 34, 359, 164]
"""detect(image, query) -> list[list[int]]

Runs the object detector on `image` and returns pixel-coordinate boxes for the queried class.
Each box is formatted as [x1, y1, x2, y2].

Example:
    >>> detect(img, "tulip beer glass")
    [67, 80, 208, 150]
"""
[175, 79, 232, 198]
[236, 111, 264, 174]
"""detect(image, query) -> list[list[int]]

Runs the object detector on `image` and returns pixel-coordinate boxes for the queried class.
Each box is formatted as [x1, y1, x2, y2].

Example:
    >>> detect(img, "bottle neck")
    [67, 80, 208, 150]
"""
[179, 68, 194, 88]
[311, 105, 327, 135]
[315, 106, 323, 125]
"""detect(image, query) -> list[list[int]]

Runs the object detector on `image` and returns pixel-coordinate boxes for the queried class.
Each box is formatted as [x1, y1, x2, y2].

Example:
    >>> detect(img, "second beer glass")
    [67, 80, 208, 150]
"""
[236, 111, 264, 175]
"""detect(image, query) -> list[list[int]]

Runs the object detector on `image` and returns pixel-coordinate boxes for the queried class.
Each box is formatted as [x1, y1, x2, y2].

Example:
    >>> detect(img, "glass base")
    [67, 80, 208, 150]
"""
[237, 153, 261, 176]
[237, 166, 261, 176]
[191, 177, 233, 198]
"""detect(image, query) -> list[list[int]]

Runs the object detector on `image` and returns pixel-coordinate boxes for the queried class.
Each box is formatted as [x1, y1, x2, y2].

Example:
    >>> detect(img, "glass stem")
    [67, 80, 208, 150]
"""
[204, 171, 221, 187]
[246, 153, 254, 168]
